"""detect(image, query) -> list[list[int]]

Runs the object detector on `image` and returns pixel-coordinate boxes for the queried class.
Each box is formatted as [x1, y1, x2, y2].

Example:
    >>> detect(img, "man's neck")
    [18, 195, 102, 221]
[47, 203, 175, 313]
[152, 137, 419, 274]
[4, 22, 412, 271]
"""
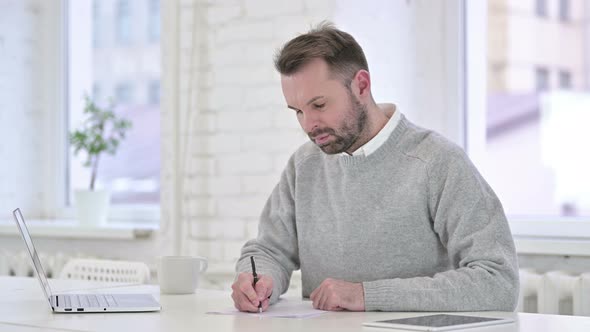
[345, 103, 396, 155]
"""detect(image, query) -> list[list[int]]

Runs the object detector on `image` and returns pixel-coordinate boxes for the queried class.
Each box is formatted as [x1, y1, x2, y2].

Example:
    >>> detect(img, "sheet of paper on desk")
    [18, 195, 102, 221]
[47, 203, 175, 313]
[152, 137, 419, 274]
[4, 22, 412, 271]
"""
[207, 299, 327, 319]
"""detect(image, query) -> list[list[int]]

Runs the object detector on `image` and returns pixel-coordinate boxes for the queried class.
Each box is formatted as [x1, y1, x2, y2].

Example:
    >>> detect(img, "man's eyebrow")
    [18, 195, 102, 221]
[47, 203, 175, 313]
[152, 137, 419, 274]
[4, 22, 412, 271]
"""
[306, 96, 325, 105]
[286, 96, 325, 111]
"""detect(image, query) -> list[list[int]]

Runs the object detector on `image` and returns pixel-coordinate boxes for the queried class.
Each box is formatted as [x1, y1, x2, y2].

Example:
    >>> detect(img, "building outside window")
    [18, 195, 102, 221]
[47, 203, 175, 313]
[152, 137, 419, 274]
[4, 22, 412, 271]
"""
[115, 82, 134, 105]
[559, 0, 570, 22]
[92, 83, 101, 103]
[535, 67, 550, 91]
[536, 0, 548, 17]
[69, 0, 161, 208]
[116, 0, 132, 45]
[559, 70, 572, 89]
[479, 0, 590, 220]
[148, 0, 160, 42]
[92, 0, 101, 47]
[148, 80, 160, 105]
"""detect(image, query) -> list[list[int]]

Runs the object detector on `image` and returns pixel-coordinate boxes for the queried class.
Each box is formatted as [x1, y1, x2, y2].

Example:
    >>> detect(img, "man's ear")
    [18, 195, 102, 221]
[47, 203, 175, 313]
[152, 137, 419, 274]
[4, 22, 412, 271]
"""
[352, 70, 371, 101]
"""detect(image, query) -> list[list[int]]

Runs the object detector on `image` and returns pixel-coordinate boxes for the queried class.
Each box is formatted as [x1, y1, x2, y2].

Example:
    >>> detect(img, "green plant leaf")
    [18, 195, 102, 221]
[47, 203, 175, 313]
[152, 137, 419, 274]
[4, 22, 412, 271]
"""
[69, 94, 133, 189]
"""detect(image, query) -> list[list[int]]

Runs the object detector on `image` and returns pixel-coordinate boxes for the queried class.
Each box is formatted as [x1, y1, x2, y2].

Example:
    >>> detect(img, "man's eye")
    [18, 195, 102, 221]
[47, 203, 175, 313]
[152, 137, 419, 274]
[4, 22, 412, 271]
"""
[314, 103, 325, 109]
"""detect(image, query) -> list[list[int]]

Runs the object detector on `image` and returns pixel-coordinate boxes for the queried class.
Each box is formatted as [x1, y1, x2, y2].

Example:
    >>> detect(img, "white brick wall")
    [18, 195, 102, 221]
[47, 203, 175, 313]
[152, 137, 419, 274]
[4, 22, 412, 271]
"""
[164, 0, 335, 269]
[0, 0, 46, 218]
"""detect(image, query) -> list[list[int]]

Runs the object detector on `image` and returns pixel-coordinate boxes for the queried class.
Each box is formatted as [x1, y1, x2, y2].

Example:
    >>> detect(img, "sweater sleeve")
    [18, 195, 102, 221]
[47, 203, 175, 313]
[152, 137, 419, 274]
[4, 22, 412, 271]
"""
[235, 156, 300, 304]
[362, 145, 519, 312]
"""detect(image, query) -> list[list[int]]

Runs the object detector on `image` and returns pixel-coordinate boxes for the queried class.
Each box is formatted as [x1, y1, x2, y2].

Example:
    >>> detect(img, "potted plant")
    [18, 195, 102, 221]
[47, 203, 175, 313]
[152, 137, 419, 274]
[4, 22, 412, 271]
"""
[69, 95, 132, 225]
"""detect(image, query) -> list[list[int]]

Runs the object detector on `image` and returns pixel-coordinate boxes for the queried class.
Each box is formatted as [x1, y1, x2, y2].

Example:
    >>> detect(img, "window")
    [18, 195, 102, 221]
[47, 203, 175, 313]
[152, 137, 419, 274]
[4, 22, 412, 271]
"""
[115, 82, 134, 104]
[535, 67, 550, 91]
[148, 0, 160, 42]
[68, 1, 161, 211]
[468, 2, 590, 223]
[148, 80, 160, 105]
[116, 0, 132, 45]
[92, 83, 101, 102]
[536, 0, 547, 17]
[559, 0, 570, 22]
[559, 70, 572, 89]
[92, 0, 100, 47]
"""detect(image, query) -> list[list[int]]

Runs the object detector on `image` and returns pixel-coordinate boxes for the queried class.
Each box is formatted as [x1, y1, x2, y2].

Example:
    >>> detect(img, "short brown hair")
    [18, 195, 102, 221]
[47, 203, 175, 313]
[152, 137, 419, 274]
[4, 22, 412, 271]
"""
[274, 21, 368, 87]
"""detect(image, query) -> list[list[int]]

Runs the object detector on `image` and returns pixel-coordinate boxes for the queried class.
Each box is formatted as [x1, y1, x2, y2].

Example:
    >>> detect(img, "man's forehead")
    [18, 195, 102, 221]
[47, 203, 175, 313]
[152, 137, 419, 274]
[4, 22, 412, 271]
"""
[281, 76, 329, 108]
[282, 58, 332, 81]
[281, 64, 335, 93]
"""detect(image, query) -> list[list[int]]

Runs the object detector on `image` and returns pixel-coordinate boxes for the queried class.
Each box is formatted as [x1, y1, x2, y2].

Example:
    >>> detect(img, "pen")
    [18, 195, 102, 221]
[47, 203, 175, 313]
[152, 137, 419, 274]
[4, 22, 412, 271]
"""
[250, 256, 262, 313]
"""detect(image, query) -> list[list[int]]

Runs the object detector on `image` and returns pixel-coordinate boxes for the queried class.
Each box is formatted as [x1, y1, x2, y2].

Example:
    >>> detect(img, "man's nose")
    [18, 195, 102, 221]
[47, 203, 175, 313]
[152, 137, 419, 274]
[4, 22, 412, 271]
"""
[301, 112, 320, 134]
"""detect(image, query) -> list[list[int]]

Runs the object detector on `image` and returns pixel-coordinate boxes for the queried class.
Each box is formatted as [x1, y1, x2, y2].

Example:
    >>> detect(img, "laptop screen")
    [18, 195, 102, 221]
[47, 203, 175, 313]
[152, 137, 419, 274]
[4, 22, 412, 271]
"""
[12, 208, 53, 304]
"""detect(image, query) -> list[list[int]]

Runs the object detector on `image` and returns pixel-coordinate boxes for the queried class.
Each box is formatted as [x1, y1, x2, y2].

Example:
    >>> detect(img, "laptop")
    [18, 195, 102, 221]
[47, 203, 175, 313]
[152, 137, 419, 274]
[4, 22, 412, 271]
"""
[12, 208, 161, 313]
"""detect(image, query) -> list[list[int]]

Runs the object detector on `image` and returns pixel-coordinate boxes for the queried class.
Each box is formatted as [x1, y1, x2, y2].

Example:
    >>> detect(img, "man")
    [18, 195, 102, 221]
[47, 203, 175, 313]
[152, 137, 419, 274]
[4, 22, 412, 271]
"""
[231, 22, 519, 312]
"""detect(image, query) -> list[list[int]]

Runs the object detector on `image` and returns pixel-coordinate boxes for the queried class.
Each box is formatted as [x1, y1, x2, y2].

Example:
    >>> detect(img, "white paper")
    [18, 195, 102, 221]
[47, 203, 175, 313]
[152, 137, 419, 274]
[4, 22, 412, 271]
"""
[207, 299, 327, 319]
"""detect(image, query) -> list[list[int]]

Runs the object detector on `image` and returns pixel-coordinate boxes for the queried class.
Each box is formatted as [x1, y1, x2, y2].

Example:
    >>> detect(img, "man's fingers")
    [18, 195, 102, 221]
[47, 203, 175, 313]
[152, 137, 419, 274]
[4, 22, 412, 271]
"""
[311, 287, 322, 309]
[231, 272, 275, 313]
[231, 273, 263, 312]
[235, 273, 258, 303]
[310, 288, 317, 302]
[261, 298, 270, 312]
[310, 284, 320, 305]
[323, 294, 340, 311]
[319, 290, 328, 310]
[239, 283, 258, 304]
[233, 290, 260, 312]
[308, 278, 364, 311]
[254, 282, 267, 301]
[255, 275, 274, 301]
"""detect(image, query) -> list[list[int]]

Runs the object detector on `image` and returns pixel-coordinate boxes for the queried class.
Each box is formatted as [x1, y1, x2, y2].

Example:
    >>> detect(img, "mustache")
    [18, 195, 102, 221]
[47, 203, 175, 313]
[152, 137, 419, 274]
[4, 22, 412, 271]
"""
[308, 127, 336, 140]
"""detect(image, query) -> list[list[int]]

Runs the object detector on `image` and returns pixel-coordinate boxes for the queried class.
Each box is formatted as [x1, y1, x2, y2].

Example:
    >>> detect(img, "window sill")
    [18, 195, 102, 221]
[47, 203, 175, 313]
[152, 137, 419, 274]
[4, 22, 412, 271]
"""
[510, 219, 590, 256]
[0, 219, 157, 240]
[514, 237, 590, 256]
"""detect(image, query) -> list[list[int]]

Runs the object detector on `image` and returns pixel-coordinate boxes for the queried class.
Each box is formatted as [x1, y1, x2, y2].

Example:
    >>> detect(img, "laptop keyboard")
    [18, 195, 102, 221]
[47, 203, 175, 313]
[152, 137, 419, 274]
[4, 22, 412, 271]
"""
[62, 294, 118, 308]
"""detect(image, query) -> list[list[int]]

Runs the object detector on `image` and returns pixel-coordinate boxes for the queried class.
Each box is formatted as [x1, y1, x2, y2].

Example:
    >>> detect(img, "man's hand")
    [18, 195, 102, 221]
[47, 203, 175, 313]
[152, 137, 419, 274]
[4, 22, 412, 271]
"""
[309, 278, 365, 311]
[231, 272, 273, 312]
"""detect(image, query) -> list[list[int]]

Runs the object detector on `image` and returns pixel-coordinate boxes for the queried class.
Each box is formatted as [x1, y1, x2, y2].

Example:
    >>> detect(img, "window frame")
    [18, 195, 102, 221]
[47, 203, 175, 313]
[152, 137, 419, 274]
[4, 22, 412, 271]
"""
[148, 0, 161, 43]
[116, 0, 133, 45]
[465, 1, 590, 252]
[559, 0, 570, 22]
[536, 0, 548, 18]
[44, 0, 159, 224]
[148, 80, 161, 105]
[115, 81, 134, 105]
[559, 70, 572, 89]
[535, 66, 550, 91]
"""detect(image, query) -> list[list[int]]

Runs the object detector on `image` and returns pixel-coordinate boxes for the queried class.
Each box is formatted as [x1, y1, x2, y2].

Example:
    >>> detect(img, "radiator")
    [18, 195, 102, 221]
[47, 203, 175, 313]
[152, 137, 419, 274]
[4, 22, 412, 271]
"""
[519, 269, 590, 316]
[0, 250, 81, 279]
[0, 250, 159, 284]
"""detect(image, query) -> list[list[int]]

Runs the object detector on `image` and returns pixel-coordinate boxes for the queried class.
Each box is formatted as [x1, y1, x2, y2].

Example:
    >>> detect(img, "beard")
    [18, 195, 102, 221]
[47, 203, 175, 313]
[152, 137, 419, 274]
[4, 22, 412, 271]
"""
[308, 93, 368, 155]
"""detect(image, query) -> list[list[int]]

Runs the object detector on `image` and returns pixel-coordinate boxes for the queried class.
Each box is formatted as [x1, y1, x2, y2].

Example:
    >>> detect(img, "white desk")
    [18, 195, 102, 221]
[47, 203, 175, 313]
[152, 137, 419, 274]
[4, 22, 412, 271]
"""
[2, 276, 590, 332]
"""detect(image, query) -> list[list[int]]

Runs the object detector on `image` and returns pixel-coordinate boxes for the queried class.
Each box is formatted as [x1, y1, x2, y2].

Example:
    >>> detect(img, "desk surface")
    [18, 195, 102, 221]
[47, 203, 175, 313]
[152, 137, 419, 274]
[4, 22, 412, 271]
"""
[2, 276, 590, 332]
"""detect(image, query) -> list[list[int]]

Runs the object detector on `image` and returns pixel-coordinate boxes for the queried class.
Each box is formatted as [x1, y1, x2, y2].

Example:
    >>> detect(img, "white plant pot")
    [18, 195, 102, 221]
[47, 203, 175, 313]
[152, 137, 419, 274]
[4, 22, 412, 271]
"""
[73, 189, 111, 226]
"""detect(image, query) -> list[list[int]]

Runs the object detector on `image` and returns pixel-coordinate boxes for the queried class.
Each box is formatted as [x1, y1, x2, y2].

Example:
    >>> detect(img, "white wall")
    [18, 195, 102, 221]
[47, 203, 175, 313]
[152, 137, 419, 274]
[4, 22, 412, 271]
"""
[333, 0, 414, 115]
[2, 0, 586, 285]
[0, 0, 170, 276]
[0, 0, 47, 217]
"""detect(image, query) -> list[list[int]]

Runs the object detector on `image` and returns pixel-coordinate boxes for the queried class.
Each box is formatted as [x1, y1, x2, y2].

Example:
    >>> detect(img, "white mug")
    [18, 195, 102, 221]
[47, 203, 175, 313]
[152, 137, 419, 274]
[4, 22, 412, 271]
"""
[157, 256, 208, 294]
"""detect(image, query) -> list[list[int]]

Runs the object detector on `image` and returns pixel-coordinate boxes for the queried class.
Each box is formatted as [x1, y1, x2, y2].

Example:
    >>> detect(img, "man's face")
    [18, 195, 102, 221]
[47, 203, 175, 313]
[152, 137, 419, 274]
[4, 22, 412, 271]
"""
[281, 59, 368, 155]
